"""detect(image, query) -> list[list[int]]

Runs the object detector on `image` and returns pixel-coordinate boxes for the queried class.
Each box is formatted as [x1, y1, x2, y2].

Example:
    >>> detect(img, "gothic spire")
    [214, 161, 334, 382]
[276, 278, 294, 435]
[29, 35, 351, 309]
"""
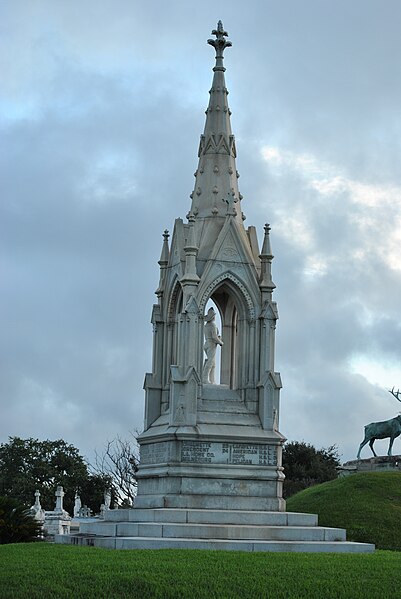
[190, 22, 243, 225]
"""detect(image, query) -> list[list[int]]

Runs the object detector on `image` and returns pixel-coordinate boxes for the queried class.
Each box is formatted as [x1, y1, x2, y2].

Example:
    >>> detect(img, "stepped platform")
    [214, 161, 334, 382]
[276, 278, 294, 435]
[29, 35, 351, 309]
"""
[56, 507, 375, 553]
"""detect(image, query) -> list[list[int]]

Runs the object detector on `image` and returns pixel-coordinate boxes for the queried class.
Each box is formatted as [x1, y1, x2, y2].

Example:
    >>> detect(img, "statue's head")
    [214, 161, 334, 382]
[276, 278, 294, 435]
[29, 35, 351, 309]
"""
[204, 307, 216, 322]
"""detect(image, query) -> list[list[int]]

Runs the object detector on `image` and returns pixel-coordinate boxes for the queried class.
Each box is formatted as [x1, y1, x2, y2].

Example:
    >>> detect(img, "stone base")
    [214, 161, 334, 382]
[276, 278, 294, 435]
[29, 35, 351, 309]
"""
[43, 512, 71, 538]
[137, 383, 286, 513]
[134, 494, 285, 511]
[79, 382, 371, 553]
[339, 455, 401, 476]
[55, 507, 374, 553]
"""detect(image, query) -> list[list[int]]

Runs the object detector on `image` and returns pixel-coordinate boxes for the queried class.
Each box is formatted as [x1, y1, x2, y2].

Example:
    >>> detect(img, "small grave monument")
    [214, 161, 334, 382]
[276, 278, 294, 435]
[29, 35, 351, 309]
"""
[44, 486, 71, 538]
[30, 489, 45, 525]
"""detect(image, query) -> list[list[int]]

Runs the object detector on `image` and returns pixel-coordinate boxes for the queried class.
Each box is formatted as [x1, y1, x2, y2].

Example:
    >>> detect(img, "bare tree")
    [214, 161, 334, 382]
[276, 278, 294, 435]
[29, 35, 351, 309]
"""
[91, 434, 139, 507]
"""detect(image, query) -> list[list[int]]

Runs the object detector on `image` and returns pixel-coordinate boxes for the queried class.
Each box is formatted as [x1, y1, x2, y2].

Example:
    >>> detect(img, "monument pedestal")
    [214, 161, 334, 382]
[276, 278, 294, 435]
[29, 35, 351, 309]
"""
[339, 455, 401, 476]
[136, 384, 285, 512]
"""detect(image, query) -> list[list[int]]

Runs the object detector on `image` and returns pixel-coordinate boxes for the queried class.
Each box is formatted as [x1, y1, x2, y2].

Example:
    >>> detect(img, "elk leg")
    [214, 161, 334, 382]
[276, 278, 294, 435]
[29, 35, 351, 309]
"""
[369, 439, 377, 457]
[388, 437, 395, 456]
[357, 438, 369, 459]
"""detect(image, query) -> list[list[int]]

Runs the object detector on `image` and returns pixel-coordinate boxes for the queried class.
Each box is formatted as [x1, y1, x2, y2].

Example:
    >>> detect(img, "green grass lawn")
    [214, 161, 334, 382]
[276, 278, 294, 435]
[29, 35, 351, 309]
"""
[3, 473, 401, 598]
[287, 472, 401, 551]
[0, 543, 400, 599]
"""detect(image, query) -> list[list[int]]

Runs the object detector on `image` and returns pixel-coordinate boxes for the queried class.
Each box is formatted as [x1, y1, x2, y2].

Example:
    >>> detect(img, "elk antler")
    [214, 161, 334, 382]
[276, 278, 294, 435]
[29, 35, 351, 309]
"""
[389, 387, 401, 403]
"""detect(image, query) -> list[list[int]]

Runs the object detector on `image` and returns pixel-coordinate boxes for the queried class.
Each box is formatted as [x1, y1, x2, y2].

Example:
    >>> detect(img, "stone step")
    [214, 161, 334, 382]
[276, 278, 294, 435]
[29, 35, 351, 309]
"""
[201, 385, 241, 401]
[57, 507, 375, 554]
[57, 534, 374, 553]
[81, 521, 345, 542]
[198, 399, 249, 414]
[196, 412, 260, 425]
[80, 521, 117, 536]
[104, 508, 318, 527]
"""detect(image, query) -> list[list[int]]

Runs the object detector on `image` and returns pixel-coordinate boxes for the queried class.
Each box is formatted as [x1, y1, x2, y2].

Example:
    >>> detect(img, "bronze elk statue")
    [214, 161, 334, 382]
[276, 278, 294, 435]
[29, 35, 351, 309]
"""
[357, 388, 401, 459]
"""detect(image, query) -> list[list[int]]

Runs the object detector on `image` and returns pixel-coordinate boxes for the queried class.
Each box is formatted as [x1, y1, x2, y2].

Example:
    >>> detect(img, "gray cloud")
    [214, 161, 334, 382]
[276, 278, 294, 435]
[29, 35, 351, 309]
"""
[2, 1, 401, 464]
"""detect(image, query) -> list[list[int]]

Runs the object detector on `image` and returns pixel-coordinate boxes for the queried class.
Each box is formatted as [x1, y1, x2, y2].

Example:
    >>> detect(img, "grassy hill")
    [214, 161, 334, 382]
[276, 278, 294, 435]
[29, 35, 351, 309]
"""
[287, 471, 401, 550]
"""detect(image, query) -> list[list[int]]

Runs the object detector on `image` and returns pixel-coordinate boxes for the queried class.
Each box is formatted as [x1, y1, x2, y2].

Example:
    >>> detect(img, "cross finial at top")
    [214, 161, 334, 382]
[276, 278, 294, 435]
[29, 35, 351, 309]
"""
[208, 21, 232, 71]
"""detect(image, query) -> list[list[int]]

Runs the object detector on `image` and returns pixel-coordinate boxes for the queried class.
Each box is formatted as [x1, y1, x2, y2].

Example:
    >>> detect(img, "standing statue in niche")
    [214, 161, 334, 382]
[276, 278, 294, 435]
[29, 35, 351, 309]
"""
[202, 307, 224, 384]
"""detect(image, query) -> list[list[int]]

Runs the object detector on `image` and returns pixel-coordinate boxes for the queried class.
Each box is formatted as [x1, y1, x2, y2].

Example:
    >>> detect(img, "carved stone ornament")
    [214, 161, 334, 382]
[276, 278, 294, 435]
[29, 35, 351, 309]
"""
[222, 246, 238, 258]
[184, 295, 199, 315]
[200, 272, 255, 319]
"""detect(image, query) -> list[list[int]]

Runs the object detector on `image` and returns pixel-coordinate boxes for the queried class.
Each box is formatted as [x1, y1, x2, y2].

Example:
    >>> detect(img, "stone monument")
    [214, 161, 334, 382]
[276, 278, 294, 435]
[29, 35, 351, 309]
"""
[30, 489, 45, 525]
[44, 486, 71, 538]
[56, 22, 374, 552]
[136, 20, 285, 513]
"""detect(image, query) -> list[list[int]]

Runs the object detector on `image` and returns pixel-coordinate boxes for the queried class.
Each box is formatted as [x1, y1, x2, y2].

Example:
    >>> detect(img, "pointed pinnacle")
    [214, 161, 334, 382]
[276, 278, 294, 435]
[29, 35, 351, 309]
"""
[261, 223, 273, 258]
[159, 229, 170, 265]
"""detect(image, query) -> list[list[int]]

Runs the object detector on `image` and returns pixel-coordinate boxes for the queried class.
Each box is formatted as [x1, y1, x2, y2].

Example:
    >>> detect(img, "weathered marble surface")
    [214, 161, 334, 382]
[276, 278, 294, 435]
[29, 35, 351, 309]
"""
[56, 506, 374, 553]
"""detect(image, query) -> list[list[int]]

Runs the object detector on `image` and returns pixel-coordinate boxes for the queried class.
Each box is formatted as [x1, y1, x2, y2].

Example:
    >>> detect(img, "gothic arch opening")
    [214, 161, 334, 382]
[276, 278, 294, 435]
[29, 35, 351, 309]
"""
[203, 276, 252, 390]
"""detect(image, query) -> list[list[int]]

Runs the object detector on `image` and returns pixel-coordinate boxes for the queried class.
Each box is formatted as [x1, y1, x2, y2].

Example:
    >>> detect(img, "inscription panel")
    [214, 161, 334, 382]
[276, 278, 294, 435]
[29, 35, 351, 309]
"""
[181, 441, 277, 466]
[140, 442, 170, 464]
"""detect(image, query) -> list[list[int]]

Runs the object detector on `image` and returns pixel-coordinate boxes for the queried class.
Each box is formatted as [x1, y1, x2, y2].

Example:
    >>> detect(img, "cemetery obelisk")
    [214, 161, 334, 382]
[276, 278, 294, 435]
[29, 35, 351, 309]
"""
[136, 21, 285, 512]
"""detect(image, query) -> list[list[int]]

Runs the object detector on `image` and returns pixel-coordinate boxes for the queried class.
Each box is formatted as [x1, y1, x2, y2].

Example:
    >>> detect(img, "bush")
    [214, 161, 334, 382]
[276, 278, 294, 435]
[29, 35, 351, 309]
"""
[0, 496, 42, 544]
[283, 441, 340, 498]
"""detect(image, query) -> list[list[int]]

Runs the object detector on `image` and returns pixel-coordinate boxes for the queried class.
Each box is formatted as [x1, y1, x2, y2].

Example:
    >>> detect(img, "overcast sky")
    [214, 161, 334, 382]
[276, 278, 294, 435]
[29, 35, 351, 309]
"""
[2, 0, 401, 465]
